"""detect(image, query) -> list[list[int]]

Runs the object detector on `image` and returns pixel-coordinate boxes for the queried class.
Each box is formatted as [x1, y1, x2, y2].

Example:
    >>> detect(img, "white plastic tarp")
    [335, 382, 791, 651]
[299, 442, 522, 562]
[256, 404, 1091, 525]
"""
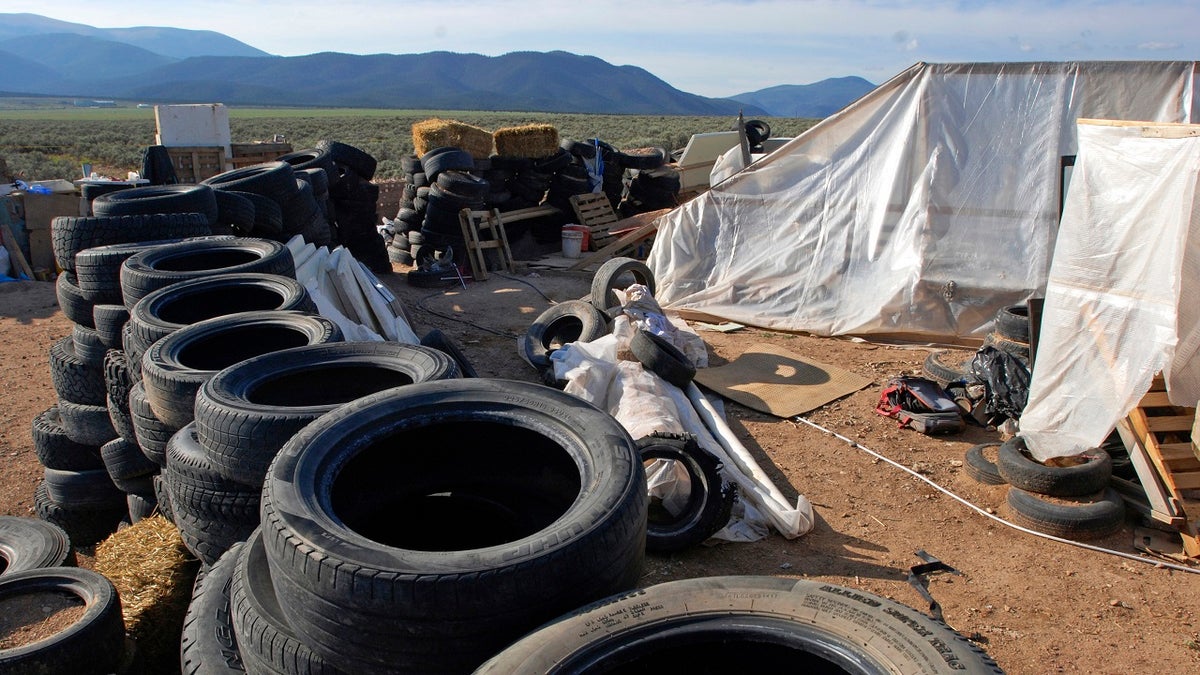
[1020, 121, 1200, 460]
[649, 61, 1200, 340]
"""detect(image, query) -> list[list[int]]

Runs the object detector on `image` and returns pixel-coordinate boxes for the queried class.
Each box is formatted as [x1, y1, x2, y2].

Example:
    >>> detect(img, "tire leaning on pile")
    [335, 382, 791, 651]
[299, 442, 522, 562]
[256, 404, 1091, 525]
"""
[259, 378, 647, 673]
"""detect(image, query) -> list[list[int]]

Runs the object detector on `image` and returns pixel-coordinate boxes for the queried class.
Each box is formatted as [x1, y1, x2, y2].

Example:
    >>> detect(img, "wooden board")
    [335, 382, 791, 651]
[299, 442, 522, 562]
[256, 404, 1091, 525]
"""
[1125, 377, 1200, 557]
[167, 146, 226, 183]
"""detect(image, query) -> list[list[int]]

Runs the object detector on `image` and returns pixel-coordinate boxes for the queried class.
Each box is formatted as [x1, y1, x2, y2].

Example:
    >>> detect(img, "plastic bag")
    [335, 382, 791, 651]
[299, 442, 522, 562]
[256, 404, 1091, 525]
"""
[969, 346, 1030, 420]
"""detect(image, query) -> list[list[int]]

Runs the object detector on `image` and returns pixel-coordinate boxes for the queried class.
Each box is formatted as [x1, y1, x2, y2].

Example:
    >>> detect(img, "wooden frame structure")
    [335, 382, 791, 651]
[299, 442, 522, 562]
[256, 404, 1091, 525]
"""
[458, 208, 514, 281]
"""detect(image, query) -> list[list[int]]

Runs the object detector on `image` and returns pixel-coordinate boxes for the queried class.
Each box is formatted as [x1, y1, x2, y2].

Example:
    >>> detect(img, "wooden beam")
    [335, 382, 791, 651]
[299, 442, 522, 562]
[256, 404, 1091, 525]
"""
[1, 218, 34, 279]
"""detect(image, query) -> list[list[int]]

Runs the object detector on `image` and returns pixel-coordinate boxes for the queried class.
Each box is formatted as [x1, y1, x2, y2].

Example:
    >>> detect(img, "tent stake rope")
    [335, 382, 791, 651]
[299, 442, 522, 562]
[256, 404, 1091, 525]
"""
[792, 416, 1200, 576]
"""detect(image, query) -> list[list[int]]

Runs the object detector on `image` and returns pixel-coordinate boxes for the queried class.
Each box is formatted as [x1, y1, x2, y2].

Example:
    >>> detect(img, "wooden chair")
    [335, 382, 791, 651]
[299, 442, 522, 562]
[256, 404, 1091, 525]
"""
[458, 208, 514, 281]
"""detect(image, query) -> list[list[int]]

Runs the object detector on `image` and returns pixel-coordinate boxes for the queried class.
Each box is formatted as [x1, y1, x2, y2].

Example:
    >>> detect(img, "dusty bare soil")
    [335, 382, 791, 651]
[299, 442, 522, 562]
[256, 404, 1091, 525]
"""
[2, 268, 1199, 673]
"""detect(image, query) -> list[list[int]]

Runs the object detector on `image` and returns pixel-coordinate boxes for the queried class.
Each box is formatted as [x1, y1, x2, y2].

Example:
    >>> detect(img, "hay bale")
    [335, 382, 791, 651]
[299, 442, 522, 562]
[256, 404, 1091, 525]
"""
[94, 515, 198, 673]
[412, 119, 494, 159]
[493, 124, 560, 159]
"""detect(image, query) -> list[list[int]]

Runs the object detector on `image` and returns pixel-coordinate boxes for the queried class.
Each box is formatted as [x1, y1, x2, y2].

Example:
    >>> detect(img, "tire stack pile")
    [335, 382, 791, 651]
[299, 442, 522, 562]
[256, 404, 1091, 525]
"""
[967, 437, 1126, 541]
[385, 154, 426, 266]
[38, 209, 212, 545]
[418, 148, 485, 265]
[0, 518, 133, 673]
[178, 378, 647, 674]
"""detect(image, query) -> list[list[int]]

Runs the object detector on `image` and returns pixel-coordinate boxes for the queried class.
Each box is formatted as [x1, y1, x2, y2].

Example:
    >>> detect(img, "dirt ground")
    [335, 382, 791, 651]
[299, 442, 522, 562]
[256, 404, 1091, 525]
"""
[2, 264, 1199, 673]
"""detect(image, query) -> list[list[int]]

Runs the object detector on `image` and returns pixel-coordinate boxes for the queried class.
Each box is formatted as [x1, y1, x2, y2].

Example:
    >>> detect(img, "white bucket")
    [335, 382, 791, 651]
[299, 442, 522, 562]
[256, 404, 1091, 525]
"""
[561, 230, 584, 258]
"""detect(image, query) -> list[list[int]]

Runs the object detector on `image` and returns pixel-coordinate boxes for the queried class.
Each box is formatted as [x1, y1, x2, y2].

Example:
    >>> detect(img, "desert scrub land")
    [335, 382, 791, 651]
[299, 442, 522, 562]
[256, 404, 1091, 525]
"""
[0, 101, 819, 181]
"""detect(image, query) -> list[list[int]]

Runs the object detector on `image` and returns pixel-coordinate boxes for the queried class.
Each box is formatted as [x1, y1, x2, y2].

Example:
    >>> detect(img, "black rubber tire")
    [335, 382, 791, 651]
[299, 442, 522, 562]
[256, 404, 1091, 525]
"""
[129, 273, 315, 353]
[92, 184, 219, 227]
[590, 257, 656, 312]
[476, 576, 1003, 674]
[107, 395, 137, 448]
[165, 425, 261, 566]
[964, 442, 1006, 485]
[212, 190, 256, 234]
[50, 335, 106, 405]
[92, 304, 130, 349]
[126, 492, 157, 523]
[629, 329, 696, 389]
[180, 543, 247, 675]
[418, 328, 478, 378]
[130, 380, 174, 467]
[100, 436, 158, 483]
[42, 467, 124, 509]
[76, 239, 189, 305]
[55, 271, 96, 327]
[420, 147, 474, 180]
[52, 213, 212, 274]
[195, 341, 459, 487]
[260, 378, 646, 673]
[0, 517, 74, 575]
[318, 140, 377, 181]
[520, 300, 609, 369]
[997, 436, 1112, 497]
[33, 482, 124, 546]
[636, 433, 735, 552]
[71, 324, 106, 367]
[530, 147, 572, 173]
[435, 170, 489, 200]
[102, 349, 133, 413]
[406, 267, 457, 288]
[745, 118, 772, 143]
[81, 181, 133, 210]
[0, 567, 126, 674]
[1006, 487, 1125, 540]
[278, 146, 336, 176]
[57, 398, 118, 447]
[994, 304, 1031, 343]
[153, 475, 175, 525]
[31, 406, 104, 471]
[229, 191, 284, 239]
[923, 349, 973, 386]
[120, 237, 295, 309]
[142, 311, 342, 429]
[297, 167, 330, 197]
[231, 531, 341, 675]
[616, 146, 667, 170]
[202, 162, 297, 204]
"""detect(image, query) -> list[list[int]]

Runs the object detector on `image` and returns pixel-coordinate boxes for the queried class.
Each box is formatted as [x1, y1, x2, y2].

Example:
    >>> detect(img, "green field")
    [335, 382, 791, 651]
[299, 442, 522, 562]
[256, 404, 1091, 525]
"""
[0, 102, 819, 182]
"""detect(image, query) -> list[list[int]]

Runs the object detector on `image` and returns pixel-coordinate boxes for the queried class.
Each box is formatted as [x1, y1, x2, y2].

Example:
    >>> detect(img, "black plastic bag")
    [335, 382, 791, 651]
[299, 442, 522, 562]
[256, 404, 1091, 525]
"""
[968, 346, 1030, 420]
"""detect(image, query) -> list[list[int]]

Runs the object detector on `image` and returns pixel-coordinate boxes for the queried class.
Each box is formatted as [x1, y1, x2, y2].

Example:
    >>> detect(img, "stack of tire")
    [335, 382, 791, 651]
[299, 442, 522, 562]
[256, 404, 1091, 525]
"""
[993, 436, 1125, 541]
[621, 163, 680, 217]
[984, 304, 1032, 363]
[0, 517, 133, 673]
[562, 138, 627, 212]
[201, 160, 326, 247]
[183, 378, 648, 674]
[386, 154, 427, 266]
[39, 207, 212, 545]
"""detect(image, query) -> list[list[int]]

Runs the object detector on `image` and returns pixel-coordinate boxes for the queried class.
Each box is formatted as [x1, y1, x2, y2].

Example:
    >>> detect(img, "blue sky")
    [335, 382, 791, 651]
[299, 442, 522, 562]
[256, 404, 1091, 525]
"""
[5, 0, 1197, 97]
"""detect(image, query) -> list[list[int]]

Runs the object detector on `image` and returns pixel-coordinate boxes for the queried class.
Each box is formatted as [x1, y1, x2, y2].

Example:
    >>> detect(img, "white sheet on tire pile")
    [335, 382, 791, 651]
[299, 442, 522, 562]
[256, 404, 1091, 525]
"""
[552, 286, 814, 541]
[286, 235, 419, 344]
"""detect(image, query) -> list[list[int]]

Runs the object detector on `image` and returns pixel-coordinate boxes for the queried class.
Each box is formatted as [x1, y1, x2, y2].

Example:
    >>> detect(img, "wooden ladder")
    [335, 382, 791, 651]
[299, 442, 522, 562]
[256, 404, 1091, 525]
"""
[458, 208, 514, 281]
[1118, 375, 1200, 557]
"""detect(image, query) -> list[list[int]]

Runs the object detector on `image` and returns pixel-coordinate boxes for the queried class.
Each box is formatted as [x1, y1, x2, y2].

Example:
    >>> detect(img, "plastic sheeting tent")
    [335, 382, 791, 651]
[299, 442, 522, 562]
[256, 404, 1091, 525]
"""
[648, 61, 1200, 340]
[1020, 120, 1200, 460]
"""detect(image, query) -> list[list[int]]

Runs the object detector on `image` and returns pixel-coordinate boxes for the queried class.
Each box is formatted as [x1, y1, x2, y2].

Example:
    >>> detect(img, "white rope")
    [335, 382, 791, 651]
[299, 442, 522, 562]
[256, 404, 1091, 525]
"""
[792, 415, 1200, 576]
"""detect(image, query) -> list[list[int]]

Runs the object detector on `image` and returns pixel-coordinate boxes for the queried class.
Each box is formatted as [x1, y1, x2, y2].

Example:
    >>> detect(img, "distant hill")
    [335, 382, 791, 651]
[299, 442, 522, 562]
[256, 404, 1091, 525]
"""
[87, 50, 761, 115]
[730, 77, 876, 117]
[0, 12, 267, 58]
[0, 33, 177, 79]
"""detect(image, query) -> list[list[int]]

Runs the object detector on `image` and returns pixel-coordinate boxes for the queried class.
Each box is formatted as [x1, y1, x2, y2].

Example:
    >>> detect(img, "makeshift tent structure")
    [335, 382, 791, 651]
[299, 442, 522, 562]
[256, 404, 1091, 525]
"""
[649, 61, 1200, 341]
[1021, 119, 1200, 460]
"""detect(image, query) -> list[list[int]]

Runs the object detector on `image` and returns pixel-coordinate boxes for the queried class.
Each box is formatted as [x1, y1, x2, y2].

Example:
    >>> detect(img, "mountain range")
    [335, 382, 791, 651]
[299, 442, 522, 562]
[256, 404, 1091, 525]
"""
[0, 13, 873, 116]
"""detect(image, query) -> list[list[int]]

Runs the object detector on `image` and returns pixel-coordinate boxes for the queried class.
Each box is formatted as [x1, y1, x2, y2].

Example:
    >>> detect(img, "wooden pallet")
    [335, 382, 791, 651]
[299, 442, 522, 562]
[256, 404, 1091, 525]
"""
[1122, 376, 1200, 557]
[569, 193, 619, 250]
[166, 146, 226, 183]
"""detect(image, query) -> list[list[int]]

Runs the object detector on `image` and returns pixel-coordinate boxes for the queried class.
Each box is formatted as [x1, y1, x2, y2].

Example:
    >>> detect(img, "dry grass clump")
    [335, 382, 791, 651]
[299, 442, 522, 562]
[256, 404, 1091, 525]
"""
[493, 124, 560, 158]
[94, 515, 198, 672]
[412, 118, 494, 158]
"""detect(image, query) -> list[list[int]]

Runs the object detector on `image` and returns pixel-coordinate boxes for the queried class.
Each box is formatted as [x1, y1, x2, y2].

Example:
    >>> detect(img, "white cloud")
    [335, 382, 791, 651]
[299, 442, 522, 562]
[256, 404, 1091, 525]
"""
[1138, 41, 1180, 50]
